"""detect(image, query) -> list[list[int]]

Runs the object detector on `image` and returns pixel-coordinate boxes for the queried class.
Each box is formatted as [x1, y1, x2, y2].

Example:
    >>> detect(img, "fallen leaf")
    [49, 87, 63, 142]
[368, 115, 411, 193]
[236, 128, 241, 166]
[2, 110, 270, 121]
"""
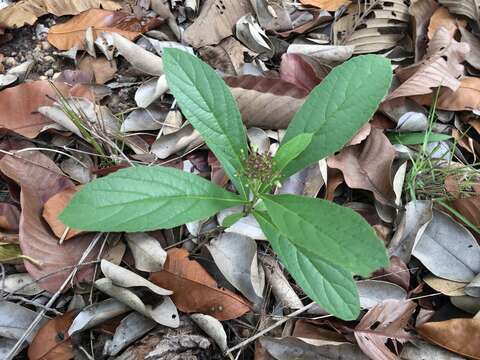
[151, 124, 203, 159]
[225, 75, 307, 129]
[372, 256, 410, 290]
[0, 81, 92, 138]
[299, 0, 350, 11]
[0, 0, 121, 29]
[68, 298, 130, 336]
[78, 56, 117, 84]
[450, 196, 480, 231]
[120, 105, 168, 132]
[0, 300, 42, 343]
[287, 44, 354, 63]
[28, 311, 77, 360]
[438, 0, 480, 28]
[279, 53, 326, 92]
[387, 27, 469, 100]
[409, 0, 439, 61]
[423, 274, 466, 296]
[0, 203, 20, 232]
[183, 0, 253, 48]
[149, 248, 251, 320]
[0, 151, 98, 292]
[190, 313, 227, 352]
[207, 233, 264, 304]
[327, 129, 396, 205]
[354, 299, 416, 360]
[414, 77, 480, 112]
[125, 232, 167, 272]
[47, 9, 160, 50]
[417, 319, 480, 359]
[357, 280, 407, 309]
[412, 209, 480, 282]
[388, 200, 433, 263]
[427, 7, 463, 40]
[104, 312, 157, 356]
[401, 340, 465, 360]
[460, 27, 480, 70]
[42, 187, 81, 241]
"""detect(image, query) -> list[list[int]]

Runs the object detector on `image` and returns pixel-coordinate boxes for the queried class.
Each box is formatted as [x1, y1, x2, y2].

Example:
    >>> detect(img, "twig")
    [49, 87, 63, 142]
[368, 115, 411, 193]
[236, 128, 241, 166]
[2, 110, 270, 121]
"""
[225, 302, 316, 355]
[5, 233, 103, 360]
[6, 295, 63, 315]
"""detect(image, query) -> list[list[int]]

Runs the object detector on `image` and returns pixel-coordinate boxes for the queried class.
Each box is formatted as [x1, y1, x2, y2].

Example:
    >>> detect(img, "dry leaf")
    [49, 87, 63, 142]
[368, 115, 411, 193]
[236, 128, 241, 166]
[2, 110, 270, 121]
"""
[300, 0, 351, 11]
[414, 77, 480, 112]
[0, 81, 92, 138]
[0, 0, 121, 29]
[417, 319, 480, 359]
[190, 313, 227, 352]
[48, 9, 159, 50]
[427, 7, 463, 40]
[125, 232, 167, 272]
[78, 56, 117, 84]
[450, 196, 480, 230]
[438, 0, 480, 28]
[42, 186, 82, 241]
[423, 275, 466, 296]
[409, 0, 439, 61]
[459, 27, 480, 70]
[354, 299, 416, 360]
[225, 75, 307, 129]
[149, 248, 251, 320]
[327, 129, 396, 205]
[279, 53, 327, 92]
[183, 0, 253, 48]
[0, 151, 98, 292]
[0, 203, 20, 232]
[28, 310, 77, 360]
[387, 27, 469, 100]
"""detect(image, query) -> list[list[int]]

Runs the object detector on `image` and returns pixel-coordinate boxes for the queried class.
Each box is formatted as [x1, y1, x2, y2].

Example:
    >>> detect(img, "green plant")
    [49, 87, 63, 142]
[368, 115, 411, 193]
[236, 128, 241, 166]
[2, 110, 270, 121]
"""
[61, 49, 392, 320]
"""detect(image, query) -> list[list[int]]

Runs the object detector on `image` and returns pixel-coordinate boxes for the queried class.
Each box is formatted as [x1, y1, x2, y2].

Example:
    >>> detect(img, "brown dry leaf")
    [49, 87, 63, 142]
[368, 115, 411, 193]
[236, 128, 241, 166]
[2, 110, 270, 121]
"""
[0, 81, 92, 138]
[387, 27, 469, 100]
[0, 151, 98, 292]
[413, 77, 480, 111]
[0, 0, 121, 29]
[438, 0, 480, 28]
[42, 187, 82, 241]
[279, 53, 327, 92]
[372, 256, 410, 290]
[459, 27, 480, 70]
[183, 0, 253, 48]
[417, 319, 480, 359]
[409, 0, 439, 62]
[149, 248, 251, 321]
[354, 299, 416, 360]
[450, 196, 480, 231]
[224, 75, 307, 129]
[427, 7, 464, 40]
[0, 203, 20, 232]
[48, 9, 160, 50]
[327, 128, 396, 205]
[28, 310, 77, 360]
[78, 56, 117, 84]
[299, 0, 351, 11]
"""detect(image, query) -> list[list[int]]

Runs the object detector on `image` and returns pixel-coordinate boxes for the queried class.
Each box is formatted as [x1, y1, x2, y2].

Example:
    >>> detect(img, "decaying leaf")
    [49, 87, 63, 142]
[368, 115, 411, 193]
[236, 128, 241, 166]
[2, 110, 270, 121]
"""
[412, 209, 480, 282]
[0, 151, 98, 292]
[78, 56, 117, 84]
[0, 203, 20, 232]
[0, 0, 121, 29]
[387, 27, 469, 100]
[438, 0, 480, 28]
[207, 232, 264, 304]
[42, 186, 81, 241]
[299, 0, 351, 11]
[327, 129, 396, 205]
[334, 0, 410, 54]
[0, 300, 42, 343]
[47, 9, 159, 50]
[125, 232, 167, 272]
[0, 81, 92, 138]
[183, 0, 253, 48]
[417, 318, 480, 359]
[354, 299, 416, 360]
[409, 0, 439, 61]
[190, 313, 227, 352]
[357, 280, 407, 309]
[149, 248, 251, 320]
[225, 75, 307, 129]
[427, 7, 463, 40]
[2, 273, 43, 296]
[401, 340, 466, 360]
[279, 53, 326, 92]
[423, 274, 466, 296]
[28, 311, 77, 360]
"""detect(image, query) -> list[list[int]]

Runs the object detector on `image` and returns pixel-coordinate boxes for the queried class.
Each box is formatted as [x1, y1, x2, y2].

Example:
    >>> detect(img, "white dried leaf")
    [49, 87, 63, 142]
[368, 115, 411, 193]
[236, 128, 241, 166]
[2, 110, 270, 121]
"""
[191, 313, 227, 351]
[2, 273, 42, 296]
[134, 75, 169, 108]
[125, 232, 167, 272]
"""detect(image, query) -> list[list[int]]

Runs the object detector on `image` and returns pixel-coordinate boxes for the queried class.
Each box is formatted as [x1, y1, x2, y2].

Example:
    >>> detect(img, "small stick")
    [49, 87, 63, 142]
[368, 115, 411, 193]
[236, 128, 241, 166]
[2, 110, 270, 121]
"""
[59, 226, 71, 245]
[225, 302, 316, 355]
[5, 233, 103, 360]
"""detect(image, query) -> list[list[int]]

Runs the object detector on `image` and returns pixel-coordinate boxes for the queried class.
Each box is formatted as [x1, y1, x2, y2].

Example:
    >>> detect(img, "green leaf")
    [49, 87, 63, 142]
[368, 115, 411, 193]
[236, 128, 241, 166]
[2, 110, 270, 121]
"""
[163, 48, 249, 198]
[387, 132, 452, 145]
[254, 211, 360, 320]
[221, 212, 244, 227]
[282, 55, 392, 176]
[261, 194, 389, 276]
[60, 166, 246, 232]
[273, 133, 313, 175]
